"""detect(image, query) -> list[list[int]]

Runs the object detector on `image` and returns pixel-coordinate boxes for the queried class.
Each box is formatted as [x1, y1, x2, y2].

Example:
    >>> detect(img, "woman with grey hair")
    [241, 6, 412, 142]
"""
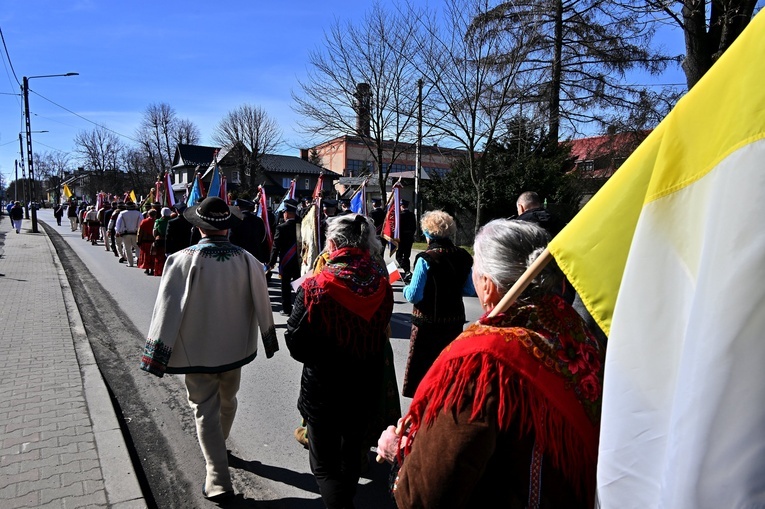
[377, 218, 605, 508]
[401, 209, 473, 397]
[286, 213, 394, 509]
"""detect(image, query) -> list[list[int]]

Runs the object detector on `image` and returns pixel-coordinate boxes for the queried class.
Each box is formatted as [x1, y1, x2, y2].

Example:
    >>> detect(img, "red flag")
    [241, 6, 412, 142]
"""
[165, 172, 176, 207]
[382, 185, 401, 255]
[257, 185, 273, 254]
[220, 175, 228, 204]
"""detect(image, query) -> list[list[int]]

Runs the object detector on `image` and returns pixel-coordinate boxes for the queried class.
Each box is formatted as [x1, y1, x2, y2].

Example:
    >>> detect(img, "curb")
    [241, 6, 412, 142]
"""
[43, 222, 148, 508]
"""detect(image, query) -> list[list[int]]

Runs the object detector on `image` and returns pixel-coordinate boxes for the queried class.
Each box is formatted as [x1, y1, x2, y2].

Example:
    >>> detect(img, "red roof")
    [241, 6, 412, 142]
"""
[567, 131, 650, 178]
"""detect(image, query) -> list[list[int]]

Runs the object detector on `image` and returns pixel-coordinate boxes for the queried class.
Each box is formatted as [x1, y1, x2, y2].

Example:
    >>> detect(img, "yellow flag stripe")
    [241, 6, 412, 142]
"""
[549, 11, 765, 336]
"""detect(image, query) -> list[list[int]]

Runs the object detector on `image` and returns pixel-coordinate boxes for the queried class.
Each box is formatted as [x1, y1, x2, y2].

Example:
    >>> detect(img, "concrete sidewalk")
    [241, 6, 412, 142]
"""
[0, 214, 146, 508]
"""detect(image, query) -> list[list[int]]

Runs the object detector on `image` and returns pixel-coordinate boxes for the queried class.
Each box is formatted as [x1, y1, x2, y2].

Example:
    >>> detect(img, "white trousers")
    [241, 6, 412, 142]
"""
[184, 369, 241, 497]
[120, 234, 138, 266]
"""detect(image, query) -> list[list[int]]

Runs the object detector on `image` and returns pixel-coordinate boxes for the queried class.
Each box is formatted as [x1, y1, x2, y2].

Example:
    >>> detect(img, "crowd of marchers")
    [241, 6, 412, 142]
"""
[54, 190, 606, 508]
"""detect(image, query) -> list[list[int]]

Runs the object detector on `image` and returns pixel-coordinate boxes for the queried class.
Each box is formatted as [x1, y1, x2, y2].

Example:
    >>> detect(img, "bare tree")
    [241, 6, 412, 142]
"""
[641, 0, 758, 89]
[74, 127, 127, 199]
[33, 151, 71, 203]
[411, 0, 536, 232]
[74, 127, 124, 173]
[471, 0, 679, 146]
[212, 104, 282, 193]
[293, 2, 421, 201]
[122, 147, 156, 198]
[173, 118, 201, 147]
[136, 103, 200, 178]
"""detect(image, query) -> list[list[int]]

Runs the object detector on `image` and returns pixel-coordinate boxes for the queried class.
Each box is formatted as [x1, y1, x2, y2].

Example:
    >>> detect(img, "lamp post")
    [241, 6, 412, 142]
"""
[414, 78, 423, 236]
[22, 72, 78, 233]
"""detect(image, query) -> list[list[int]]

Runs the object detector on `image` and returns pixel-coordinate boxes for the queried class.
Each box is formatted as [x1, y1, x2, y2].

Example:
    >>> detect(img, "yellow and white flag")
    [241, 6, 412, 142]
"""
[548, 12, 765, 509]
[63, 183, 72, 199]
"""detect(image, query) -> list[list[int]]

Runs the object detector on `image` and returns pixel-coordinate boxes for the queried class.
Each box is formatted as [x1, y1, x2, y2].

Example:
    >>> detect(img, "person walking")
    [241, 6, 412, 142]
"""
[165, 204, 195, 256]
[229, 198, 268, 263]
[53, 203, 64, 226]
[269, 199, 301, 316]
[377, 219, 604, 509]
[286, 213, 394, 509]
[85, 206, 100, 245]
[140, 196, 278, 502]
[396, 199, 417, 281]
[115, 201, 142, 267]
[9, 201, 23, 233]
[400, 210, 474, 398]
[137, 209, 157, 274]
[151, 207, 172, 277]
[67, 200, 79, 231]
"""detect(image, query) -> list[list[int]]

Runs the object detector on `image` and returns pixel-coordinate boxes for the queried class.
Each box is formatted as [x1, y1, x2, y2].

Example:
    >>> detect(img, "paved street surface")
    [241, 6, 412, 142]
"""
[0, 213, 146, 508]
[0, 208, 482, 508]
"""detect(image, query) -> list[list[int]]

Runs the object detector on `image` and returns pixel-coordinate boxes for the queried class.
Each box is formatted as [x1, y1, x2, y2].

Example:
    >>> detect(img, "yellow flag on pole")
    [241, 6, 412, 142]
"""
[548, 12, 765, 508]
[129, 190, 137, 203]
[63, 184, 72, 199]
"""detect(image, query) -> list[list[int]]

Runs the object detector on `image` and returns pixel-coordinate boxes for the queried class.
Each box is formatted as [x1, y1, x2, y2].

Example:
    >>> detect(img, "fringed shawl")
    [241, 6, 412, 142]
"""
[301, 246, 392, 355]
[404, 294, 604, 501]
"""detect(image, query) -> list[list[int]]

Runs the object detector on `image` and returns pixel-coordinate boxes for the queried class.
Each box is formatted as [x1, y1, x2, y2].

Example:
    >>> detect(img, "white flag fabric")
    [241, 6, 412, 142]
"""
[547, 11, 765, 509]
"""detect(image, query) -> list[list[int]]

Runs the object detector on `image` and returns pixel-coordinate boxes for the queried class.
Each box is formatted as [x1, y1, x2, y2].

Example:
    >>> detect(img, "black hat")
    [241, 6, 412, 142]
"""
[151, 202, 162, 208]
[372, 198, 382, 207]
[322, 198, 338, 208]
[339, 198, 351, 207]
[401, 199, 410, 207]
[125, 201, 137, 209]
[235, 198, 255, 211]
[184, 196, 243, 230]
[282, 198, 298, 211]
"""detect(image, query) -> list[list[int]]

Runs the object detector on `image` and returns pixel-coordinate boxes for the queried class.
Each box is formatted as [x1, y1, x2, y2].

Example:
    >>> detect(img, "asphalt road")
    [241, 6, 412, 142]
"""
[39, 208, 482, 508]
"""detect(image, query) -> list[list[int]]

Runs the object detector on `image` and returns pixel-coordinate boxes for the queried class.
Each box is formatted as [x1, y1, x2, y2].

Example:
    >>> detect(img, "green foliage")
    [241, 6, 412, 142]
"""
[423, 116, 584, 232]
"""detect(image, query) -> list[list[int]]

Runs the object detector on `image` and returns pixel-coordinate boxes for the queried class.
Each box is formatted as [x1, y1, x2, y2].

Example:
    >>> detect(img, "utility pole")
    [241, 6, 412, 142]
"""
[15, 160, 18, 201]
[22, 73, 77, 233]
[414, 78, 423, 236]
[19, 134, 29, 219]
[22, 77, 39, 232]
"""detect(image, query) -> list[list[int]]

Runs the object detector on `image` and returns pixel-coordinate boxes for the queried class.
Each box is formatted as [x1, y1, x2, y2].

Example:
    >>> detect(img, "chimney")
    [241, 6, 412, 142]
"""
[300, 148, 309, 161]
[353, 83, 371, 138]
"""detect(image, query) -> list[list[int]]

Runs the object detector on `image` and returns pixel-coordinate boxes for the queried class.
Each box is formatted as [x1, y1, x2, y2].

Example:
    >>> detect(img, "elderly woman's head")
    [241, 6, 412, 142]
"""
[420, 210, 456, 240]
[472, 219, 562, 309]
[325, 213, 381, 254]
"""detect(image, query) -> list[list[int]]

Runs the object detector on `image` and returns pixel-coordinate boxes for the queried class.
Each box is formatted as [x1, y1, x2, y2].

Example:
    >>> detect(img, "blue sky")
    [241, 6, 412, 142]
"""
[2, 0, 751, 186]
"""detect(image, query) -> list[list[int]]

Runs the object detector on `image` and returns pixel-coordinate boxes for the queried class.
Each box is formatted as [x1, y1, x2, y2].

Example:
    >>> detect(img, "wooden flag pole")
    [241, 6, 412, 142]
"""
[488, 248, 553, 318]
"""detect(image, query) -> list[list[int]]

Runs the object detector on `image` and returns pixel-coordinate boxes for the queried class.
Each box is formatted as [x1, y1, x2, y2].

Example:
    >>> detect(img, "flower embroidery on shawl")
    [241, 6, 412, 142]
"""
[473, 294, 605, 421]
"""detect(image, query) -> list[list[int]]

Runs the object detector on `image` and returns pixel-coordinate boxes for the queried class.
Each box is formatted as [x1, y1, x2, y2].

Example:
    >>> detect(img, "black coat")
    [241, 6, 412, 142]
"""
[229, 211, 268, 263]
[165, 214, 195, 256]
[269, 218, 300, 279]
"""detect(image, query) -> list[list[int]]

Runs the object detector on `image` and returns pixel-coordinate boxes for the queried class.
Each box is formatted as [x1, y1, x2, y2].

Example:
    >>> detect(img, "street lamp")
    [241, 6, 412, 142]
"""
[23, 72, 78, 233]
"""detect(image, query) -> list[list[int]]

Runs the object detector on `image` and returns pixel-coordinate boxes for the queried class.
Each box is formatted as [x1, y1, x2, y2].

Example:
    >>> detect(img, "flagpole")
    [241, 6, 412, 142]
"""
[487, 248, 552, 318]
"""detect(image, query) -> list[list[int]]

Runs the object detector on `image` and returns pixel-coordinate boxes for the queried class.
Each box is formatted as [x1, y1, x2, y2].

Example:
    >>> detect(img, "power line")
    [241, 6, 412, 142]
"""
[29, 89, 140, 143]
[0, 26, 21, 86]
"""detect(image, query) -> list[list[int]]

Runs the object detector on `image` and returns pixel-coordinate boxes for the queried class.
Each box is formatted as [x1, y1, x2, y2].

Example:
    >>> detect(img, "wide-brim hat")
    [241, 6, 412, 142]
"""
[234, 198, 255, 211]
[282, 198, 298, 211]
[184, 196, 242, 230]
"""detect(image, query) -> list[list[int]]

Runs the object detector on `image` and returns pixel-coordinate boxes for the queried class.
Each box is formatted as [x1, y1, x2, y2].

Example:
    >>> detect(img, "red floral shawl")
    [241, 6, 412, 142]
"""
[301, 247, 392, 354]
[404, 294, 605, 499]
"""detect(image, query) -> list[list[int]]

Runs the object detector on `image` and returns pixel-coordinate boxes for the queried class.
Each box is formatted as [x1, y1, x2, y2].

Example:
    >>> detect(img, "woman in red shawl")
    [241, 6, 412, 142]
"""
[286, 213, 394, 509]
[137, 209, 157, 275]
[377, 219, 605, 508]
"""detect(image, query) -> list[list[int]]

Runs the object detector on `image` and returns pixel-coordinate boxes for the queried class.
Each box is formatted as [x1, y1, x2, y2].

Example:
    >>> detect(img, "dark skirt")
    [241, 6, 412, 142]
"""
[402, 320, 464, 398]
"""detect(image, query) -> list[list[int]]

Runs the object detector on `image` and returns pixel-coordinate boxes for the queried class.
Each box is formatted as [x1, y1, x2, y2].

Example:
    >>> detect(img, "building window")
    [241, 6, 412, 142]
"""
[304, 178, 310, 190]
[282, 177, 292, 188]
[581, 160, 595, 172]
[347, 159, 370, 176]
[231, 171, 240, 183]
